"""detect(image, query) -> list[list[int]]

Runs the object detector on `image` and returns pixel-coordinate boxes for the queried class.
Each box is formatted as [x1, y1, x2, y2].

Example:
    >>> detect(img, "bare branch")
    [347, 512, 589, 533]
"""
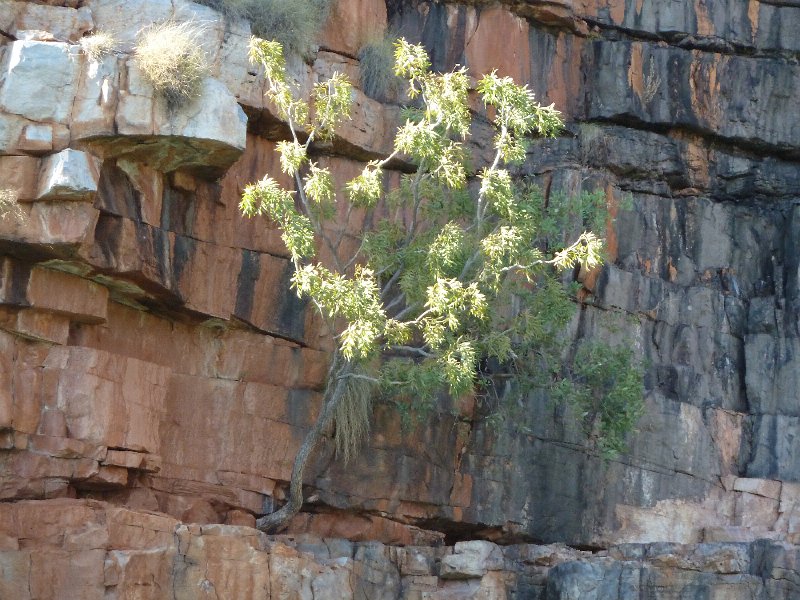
[387, 345, 434, 358]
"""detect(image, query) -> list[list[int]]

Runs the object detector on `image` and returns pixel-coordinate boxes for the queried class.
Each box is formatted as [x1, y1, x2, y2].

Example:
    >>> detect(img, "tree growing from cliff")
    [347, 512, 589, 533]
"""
[243, 37, 642, 532]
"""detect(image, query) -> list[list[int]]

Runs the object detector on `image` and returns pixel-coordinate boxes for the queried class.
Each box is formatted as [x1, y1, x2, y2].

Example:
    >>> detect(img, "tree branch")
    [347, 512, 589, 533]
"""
[286, 121, 345, 273]
[387, 345, 433, 358]
[476, 125, 507, 225]
[256, 353, 352, 532]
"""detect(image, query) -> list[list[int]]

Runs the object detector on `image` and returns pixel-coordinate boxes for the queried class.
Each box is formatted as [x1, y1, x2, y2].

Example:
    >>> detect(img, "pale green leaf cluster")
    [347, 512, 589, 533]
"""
[347, 163, 383, 206]
[313, 72, 353, 139]
[479, 169, 514, 219]
[249, 37, 352, 133]
[550, 231, 604, 271]
[390, 40, 474, 189]
[276, 140, 306, 176]
[478, 72, 562, 137]
[240, 177, 314, 260]
[304, 163, 334, 204]
[293, 264, 385, 360]
[427, 222, 465, 276]
[393, 38, 430, 82]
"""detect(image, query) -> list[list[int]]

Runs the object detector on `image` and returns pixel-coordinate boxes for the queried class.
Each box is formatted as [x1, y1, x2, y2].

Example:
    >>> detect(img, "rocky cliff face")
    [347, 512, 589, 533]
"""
[1, 0, 799, 597]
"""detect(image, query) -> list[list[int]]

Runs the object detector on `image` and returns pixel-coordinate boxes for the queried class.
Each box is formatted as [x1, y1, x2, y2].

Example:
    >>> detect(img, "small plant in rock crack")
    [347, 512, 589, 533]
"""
[641, 56, 661, 105]
[134, 21, 208, 108]
[79, 31, 117, 61]
[358, 34, 404, 100]
[242, 37, 643, 532]
[0, 189, 26, 222]
[194, 0, 332, 58]
[568, 342, 645, 457]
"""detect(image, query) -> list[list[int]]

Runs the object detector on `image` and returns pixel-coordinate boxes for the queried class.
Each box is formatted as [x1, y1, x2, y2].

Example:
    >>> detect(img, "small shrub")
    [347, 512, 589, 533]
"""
[0, 189, 25, 222]
[195, 0, 332, 58]
[357, 35, 403, 100]
[134, 21, 208, 107]
[641, 56, 661, 105]
[570, 342, 645, 457]
[79, 31, 117, 61]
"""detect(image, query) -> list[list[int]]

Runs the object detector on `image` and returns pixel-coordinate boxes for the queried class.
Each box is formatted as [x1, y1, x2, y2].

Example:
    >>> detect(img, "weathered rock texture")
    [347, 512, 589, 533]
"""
[1, 0, 799, 597]
[3, 498, 799, 599]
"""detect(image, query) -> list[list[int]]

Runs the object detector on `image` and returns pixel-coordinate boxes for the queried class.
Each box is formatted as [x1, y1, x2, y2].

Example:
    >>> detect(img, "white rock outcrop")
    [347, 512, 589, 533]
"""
[0, 41, 82, 124]
[0, 1, 249, 175]
[37, 149, 100, 201]
[439, 540, 505, 580]
[83, 64, 248, 175]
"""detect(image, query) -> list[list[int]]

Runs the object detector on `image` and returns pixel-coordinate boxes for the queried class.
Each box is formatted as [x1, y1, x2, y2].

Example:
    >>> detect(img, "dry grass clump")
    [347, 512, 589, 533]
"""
[79, 31, 117, 61]
[134, 21, 208, 107]
[195, 0, 331, 57]
[641, 56, 661, 105]
[0, 189, 26, 222]
[358, 35, 403, 100]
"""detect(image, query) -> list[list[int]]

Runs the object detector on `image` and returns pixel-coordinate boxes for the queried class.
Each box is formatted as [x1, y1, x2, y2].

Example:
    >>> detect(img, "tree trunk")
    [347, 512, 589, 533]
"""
[256, 357, 351, 532]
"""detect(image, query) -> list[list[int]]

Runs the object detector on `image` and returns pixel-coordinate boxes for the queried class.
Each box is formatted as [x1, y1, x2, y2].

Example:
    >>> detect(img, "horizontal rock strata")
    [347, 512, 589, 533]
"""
[2, 498, 798, 599]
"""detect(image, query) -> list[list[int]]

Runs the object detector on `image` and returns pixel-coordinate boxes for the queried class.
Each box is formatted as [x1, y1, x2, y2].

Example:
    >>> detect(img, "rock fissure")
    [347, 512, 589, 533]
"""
[582, 18, 800, 61]
[584, 116, 800, 164]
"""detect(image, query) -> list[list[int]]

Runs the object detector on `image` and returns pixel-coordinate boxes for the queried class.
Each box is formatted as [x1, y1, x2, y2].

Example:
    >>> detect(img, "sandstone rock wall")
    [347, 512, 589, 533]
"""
[3, 498, 799, 599]
[1, 0, 799, 597]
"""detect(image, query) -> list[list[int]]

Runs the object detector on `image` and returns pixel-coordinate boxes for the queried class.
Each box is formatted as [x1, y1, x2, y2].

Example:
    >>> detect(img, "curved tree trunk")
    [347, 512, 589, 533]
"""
[256, 356, 351, 532]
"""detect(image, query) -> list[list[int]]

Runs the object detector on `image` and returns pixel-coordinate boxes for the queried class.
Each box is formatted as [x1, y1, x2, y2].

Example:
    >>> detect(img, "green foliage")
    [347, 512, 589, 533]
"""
[570, 343, 645, 456]
[357, 35, 403, 99]
[535, 188, 609, 244]
[244, 37, 643, 470]
[346, 163, 383, 207]
[134, 21, 207, 107]
[303, 163, 335, 205]
[240, 176, 315, 260]
[195, 0, 332, 57]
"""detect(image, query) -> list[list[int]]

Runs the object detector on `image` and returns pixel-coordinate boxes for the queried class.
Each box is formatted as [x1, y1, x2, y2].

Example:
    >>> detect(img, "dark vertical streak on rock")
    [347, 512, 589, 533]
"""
[782, 205, 800, 337]
[171, 234, 195, 295]
[421, 2, 451, 72]
[276, 260, 308, 341]
[95, 160, 142, 222]
[2, 260, 32, 306]
[446, 6, 467, 70]
[92, 214, 124, 269]
[234, 248, 260, 322]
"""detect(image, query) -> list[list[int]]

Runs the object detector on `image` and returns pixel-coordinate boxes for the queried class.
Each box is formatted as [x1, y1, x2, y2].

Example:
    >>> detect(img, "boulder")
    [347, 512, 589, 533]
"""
[18, 123, 53, 153]
[36, 149, 100, 201]
[9, 2, 93, 42]
[84, 70, 248, 176]
[440, 540, 505, 579]
[0, 41, 81, 124]
[83, 0, 174, 51]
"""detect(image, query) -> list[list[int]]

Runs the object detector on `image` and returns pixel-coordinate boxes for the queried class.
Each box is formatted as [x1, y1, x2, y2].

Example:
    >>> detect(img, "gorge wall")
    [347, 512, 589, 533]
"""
[1, 0, 800, 597]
